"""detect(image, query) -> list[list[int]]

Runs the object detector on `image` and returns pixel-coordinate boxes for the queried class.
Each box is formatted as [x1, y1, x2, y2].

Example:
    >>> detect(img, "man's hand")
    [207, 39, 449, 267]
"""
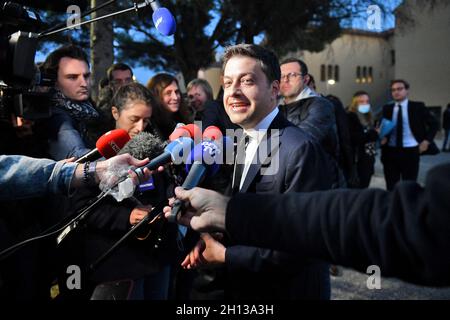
[96, 153, 149, 185]
[130, 205, 152, 225]
[181, 233, 226, 269]
[419, 140, 430, 153]
[163, 187, 229, 232]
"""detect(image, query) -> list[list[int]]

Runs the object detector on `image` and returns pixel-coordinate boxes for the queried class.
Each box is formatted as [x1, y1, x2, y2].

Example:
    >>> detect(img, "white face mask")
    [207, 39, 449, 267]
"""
[358, 104, 371, 114]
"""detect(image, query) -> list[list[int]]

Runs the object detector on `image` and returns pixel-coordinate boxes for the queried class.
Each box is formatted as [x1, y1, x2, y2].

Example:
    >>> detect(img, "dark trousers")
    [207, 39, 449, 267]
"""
[381, 146, 420, 191]
[443, 130, 450, 150]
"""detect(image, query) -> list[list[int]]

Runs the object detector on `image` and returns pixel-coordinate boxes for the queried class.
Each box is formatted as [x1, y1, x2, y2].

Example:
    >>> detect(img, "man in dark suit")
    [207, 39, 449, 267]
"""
[381, 79, 438, 190]
[180, 44, 340, 299]
[164, 161, 450, 287]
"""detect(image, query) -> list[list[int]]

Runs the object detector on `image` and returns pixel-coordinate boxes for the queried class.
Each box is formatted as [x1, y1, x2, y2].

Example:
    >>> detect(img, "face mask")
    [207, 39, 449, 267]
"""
[358, 104, 371, 114]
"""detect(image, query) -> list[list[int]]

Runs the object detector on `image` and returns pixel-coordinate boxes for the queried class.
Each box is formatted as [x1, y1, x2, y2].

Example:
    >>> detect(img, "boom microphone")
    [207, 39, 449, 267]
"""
[75, 129, 130, 163]
[149, 0, 177, 36]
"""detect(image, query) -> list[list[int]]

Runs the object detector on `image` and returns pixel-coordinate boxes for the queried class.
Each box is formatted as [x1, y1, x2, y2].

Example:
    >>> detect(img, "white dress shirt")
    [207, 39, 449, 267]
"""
[236, 107, 279, 190]
[388, 99, 419, 147]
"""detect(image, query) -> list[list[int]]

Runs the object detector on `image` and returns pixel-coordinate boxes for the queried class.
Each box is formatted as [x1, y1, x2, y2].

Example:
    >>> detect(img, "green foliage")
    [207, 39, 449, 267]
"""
[33, 0, 390, 82]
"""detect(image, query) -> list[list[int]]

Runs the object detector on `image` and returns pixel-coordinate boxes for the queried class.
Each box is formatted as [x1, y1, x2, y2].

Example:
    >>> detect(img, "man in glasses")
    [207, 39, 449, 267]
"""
[279, 58, 341, 174]
[381, 79, 438, 190]
[107, 63, 134, 91]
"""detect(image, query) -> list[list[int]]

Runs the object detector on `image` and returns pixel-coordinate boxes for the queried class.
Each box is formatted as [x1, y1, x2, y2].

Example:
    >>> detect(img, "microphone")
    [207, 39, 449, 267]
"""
[149, 0, 177, 36]
[169, 126, 191, 141]
[118, 131, 166, 159]
[167, 139, 228, 222]
[75, 129, 130, 163]
[133, 137, 194, 183]
[202, 125, 223, 141]
[169, 123, 202, 141]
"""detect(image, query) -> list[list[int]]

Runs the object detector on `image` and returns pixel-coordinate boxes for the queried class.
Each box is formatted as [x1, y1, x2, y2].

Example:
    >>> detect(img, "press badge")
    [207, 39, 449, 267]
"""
[138, 175, 155, 192]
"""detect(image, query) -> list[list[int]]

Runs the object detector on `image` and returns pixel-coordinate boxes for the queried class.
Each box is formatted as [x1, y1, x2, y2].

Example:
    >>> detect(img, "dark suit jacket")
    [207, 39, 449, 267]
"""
[224, 111, 340, 299]
[226, 162, 450, 287]
[382, 100, 438, 144]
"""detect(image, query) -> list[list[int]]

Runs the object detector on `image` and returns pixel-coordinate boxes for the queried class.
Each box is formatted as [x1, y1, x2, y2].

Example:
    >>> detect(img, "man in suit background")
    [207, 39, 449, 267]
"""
[181, 44, 340, 299]
[381, 79, 438, 190]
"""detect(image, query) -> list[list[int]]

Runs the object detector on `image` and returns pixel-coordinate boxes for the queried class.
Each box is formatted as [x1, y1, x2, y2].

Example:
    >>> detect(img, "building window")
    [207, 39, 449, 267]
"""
[368, 67, 373, 83]
[334, 65, 339, 82]
[356, 66, 361, 83]
[320, 65, 326, 82]
[391, 50, 395, 66]
[327, 65, 333, 81]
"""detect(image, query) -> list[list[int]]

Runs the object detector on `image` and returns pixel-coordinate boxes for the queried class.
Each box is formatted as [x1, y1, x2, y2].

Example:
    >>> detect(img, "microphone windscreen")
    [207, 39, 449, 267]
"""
[152, 7, 176, 36]
[118, 131, 166, 160]
[202, 126, 223, 141]
[183, 124, 201, 141]
[96, 129, 131, 158]
[169, 127, 191, 141]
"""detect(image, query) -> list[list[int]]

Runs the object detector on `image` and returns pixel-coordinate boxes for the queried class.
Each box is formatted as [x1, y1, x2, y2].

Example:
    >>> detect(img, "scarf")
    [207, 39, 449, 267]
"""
[51, 89, 99, 121]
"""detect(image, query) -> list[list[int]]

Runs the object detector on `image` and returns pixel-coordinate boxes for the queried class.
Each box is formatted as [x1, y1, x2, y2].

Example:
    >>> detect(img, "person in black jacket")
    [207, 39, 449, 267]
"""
[278, 58, 339, 162]
[346, 91, 379, 188]
[164, 161, 450, 287]
[180, 44, 339, 300]
[381, 79, 438, 190]
[58, 84, 180, 300]
[442, 104, 450, 151]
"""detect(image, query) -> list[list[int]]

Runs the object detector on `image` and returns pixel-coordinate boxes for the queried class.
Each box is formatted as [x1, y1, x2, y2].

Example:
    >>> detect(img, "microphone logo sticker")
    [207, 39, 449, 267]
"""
[109, 141, 120, 153]
[202, 142, 221, 165]
[155, 16, 163, 29]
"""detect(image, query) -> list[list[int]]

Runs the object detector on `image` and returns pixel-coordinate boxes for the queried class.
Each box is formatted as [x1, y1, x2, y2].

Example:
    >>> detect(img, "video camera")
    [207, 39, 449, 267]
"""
[0, 1, 88, 120]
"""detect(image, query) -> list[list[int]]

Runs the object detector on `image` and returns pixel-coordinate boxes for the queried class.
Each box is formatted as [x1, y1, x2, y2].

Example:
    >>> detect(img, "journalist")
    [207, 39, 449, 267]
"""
[0, 154, 152, 201]
[164, 161, 450, 286]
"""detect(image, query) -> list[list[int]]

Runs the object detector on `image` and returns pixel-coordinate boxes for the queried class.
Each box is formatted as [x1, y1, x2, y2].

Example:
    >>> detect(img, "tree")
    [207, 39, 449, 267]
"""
[115, 0, 389, 83]
[90, 0, 115, 100]
[34, 0, 391, 84]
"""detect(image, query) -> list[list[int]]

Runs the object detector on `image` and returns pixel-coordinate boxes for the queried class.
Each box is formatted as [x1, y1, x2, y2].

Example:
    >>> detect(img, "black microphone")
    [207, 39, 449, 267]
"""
[167, 139, 227, 222]
[132, 137, 194, 184]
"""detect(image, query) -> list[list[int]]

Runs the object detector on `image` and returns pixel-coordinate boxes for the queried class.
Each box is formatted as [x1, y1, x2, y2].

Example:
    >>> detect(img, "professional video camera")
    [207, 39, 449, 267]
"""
[0, 1, 89, 120]
[0, 0, 175, 122]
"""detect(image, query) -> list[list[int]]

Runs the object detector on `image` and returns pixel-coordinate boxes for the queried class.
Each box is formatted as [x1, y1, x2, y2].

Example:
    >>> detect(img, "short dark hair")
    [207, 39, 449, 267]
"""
[353, 90, 369, 98]
[390, 79, 410, 90]
[107, 63, 134, 81]
[280, 58, 308, 76]
[112, 82, 155, 113]
[41, 45, 89, 79]
[221, 44, 281, 83]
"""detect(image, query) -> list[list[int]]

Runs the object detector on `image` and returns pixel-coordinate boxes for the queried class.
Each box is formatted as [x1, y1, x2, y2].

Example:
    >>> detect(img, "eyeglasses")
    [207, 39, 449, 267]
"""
[391, 87, 405, 92]
[280, 72, 302, 82]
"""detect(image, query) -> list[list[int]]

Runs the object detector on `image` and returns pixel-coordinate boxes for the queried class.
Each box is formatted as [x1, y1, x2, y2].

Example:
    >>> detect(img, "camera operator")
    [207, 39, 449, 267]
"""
[34, 44, 99, 160]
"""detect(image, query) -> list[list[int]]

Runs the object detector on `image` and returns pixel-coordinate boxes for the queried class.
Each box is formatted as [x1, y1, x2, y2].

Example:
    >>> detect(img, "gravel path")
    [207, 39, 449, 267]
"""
[331, 137, 450, 300]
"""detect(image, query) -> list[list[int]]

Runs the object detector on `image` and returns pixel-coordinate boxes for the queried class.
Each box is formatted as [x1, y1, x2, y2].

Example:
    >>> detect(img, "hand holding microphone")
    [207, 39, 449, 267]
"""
[166, 135, 231, 222]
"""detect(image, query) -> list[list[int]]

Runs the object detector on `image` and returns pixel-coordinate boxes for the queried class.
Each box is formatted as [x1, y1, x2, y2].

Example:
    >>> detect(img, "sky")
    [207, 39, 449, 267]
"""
[35, 0, 403, 86]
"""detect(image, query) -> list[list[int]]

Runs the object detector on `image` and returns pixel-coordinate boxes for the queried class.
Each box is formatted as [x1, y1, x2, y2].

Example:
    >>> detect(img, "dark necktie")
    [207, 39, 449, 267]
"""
[232, 134, 250, 194]
[396, 104, 403, 148]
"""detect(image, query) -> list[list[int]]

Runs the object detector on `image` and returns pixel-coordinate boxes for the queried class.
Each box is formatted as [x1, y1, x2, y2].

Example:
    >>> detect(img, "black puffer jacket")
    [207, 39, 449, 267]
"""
[279, 96, 339, 161]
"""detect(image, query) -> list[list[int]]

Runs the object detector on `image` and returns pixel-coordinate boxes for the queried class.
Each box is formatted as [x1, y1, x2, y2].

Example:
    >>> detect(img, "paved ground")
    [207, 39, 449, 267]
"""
[331, 136, 450, 300]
